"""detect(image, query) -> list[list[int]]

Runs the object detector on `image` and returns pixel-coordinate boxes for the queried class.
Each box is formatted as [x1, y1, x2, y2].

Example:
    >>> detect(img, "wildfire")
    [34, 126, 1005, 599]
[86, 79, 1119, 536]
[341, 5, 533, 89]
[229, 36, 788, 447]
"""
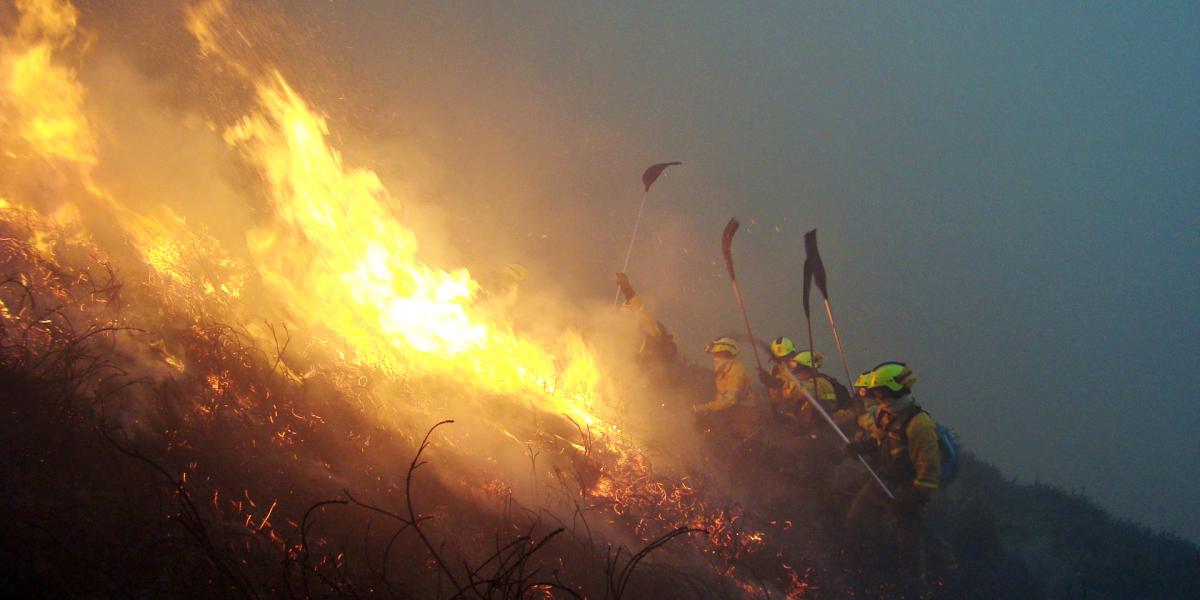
[2, 0, 94, 165]
[0, 1, 790, 595]
[226, 72, 599, 410]
[3, 0, 607, 432]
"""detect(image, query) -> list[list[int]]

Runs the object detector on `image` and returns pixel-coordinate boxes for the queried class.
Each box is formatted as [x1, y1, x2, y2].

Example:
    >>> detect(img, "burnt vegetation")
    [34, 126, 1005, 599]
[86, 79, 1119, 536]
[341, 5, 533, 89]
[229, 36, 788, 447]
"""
[0, 226, 1196, 599]
[0, 220, 763, 598]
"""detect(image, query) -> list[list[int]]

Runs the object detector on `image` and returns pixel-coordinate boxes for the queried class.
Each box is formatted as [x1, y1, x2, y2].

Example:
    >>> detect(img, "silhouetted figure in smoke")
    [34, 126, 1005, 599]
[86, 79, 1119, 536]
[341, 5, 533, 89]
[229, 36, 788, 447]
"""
[614, 272, 678, 378]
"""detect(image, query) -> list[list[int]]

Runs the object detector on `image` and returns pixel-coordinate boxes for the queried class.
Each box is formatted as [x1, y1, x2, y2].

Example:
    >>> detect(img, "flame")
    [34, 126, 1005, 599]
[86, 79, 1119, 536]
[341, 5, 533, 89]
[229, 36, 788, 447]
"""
[2, 0, 238, 308]
[0, 2, 792, 591]
[2, 0, 610, 452]
[1, 0, 94, 164]
[13, 0, 78, 45]
[219, 68, 604, 424]
[223, 74, 489, 359]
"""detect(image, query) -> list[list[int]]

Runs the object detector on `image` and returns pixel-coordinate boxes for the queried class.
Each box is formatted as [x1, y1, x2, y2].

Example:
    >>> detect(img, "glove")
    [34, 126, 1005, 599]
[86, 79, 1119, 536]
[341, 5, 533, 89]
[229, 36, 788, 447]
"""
[614, 272, 636, 302]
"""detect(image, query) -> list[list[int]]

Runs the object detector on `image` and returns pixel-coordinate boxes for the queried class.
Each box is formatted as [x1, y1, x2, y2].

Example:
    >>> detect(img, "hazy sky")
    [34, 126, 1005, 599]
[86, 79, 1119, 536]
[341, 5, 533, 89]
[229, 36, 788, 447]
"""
[86, 1, 1198, 542]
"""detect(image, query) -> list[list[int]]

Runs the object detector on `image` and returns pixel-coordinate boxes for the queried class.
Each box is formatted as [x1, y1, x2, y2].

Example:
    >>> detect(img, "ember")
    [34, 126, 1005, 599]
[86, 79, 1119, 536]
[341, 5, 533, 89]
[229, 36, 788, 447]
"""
[0, 0, 839, 597]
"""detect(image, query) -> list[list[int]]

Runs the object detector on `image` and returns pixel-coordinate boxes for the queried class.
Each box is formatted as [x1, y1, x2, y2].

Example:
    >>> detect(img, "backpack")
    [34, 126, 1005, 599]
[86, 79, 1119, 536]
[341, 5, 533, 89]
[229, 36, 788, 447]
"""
[818, 374, 853, 411]
[789, 370, 852, 411]
[901, 408, 960, 485]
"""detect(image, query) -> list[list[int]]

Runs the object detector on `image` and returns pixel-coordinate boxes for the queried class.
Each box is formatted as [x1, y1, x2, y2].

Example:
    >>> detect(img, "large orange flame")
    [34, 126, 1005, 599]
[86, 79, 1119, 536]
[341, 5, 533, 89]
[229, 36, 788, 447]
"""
[3, 0, 607, 432]
[227, 73, 602, 426]
[0, 4, 781, 591]
[2, 0, 93, 164]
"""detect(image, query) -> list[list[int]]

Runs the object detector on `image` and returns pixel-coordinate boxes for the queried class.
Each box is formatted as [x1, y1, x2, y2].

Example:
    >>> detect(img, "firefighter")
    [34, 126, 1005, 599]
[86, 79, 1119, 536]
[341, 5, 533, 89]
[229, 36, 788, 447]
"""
[760, 337, 856, 431]
[692, 337, 762, 480]
[614, 272, 678, 371]
[500, 263, 527, 302]
[844, 361, 940, 597]
[759, 337, 859, 531]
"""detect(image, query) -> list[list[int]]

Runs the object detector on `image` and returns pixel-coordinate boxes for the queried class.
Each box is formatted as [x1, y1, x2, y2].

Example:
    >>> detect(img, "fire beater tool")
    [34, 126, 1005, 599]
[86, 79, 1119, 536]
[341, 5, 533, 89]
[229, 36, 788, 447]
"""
[613, 161, 682, 307]
[803, 229, 854, 387]
[780, 368, 894, 499]
[719, 217, 766, 374]
[801, 249, 822, 403]
[723, 218, 892, 499]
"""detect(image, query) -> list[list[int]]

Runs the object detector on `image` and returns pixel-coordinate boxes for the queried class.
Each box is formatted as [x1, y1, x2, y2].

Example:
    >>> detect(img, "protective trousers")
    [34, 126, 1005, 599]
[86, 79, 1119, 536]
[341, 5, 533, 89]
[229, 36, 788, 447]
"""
[844, 480, 930, 598]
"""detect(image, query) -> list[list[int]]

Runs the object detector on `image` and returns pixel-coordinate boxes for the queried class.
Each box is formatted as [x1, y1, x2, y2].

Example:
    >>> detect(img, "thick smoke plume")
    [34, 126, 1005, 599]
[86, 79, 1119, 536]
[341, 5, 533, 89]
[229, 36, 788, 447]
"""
[1, 1, 790, 595]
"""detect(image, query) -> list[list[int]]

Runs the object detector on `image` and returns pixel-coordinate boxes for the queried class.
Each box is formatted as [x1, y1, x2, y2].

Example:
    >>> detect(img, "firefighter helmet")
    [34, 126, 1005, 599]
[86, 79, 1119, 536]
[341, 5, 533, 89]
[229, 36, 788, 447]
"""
[854, 361, 917, 393]
[704, 337, 739, 356]
[770, 337, 797, 359]
[795, 350, 824, 369]
[503, 263, 528, 282]
[770, 337, 824, 368]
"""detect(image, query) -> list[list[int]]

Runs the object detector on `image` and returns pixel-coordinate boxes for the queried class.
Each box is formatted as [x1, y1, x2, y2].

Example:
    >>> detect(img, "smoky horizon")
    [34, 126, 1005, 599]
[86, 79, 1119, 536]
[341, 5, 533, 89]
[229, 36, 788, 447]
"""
[4, 0, 1198, 552]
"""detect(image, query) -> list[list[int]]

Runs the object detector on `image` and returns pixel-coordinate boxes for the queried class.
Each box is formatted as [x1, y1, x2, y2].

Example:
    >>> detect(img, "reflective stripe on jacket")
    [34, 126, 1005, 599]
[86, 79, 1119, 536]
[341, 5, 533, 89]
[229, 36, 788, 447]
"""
[771, 363, 844, 414]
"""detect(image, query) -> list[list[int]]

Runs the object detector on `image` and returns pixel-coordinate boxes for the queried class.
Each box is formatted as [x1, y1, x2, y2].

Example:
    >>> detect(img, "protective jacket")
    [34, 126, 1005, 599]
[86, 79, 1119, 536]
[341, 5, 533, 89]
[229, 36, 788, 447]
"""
[696, 357, 760, 442]
[873, 397, 940, 493]
[696, 357, 756, 414]
[769, 363, 854, 427]
[620, 294, 677, 364]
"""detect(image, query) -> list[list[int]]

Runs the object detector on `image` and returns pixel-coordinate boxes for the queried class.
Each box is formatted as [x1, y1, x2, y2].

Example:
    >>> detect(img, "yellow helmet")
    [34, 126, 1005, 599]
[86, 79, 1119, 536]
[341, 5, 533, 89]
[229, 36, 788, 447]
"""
[854, 361, 917, 393]
[770, 337, 824, 368]
[770, 336, 797, 359]
[503, 263, 528, 283]
[704, 336, 739, 356]
[795, 350, 824, 369]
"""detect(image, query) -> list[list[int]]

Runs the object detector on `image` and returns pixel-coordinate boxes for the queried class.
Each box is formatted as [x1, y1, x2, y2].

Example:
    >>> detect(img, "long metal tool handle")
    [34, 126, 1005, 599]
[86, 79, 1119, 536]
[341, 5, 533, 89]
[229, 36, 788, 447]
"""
[729, 281, 765, 373]
[613, 191, 649, 307]
[803, 294, 821, 402]
[781, 369, 893, 499]
[823, 299, 855, 388]
[720, 218, 765, 373]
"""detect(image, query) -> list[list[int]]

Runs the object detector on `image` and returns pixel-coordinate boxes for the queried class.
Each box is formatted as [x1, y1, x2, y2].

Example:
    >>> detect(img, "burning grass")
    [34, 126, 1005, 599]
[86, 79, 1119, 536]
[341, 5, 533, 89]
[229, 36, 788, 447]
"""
[2, 3, 1194, 599]
[0, 2, 859, 596]
[0, 212, 824, 597]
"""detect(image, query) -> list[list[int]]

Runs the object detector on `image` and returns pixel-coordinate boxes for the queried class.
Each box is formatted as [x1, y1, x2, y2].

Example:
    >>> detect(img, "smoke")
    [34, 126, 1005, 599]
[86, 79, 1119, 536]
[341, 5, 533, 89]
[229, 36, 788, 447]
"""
[0, 0, 729, 536]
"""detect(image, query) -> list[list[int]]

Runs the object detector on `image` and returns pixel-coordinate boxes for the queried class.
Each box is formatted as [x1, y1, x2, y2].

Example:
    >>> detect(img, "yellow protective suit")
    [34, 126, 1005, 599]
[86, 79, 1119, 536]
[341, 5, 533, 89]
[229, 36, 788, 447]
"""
[769, 363, 854, 429]
[874, 398, 941, 493]
[694, 357, 760, 441]
[620, 294, 677, 364]
[847, 397, 942, 595]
